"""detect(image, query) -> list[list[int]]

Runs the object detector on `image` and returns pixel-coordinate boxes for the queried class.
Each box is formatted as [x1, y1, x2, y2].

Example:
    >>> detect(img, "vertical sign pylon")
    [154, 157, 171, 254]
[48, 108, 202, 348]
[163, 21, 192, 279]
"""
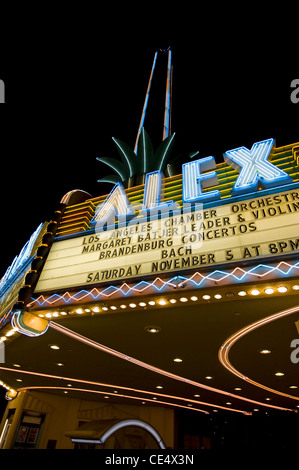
[134, 51, 158, 154]
[163, 49, 172, 141]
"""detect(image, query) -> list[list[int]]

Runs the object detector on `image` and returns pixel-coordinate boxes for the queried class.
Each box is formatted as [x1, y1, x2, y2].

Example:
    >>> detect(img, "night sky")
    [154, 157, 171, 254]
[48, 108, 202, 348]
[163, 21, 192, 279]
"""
[0, 40, 297, 278]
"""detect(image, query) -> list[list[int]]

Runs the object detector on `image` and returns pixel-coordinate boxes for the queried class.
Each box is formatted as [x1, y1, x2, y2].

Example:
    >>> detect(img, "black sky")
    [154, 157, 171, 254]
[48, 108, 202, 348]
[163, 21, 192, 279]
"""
[0, 38, 298, 281]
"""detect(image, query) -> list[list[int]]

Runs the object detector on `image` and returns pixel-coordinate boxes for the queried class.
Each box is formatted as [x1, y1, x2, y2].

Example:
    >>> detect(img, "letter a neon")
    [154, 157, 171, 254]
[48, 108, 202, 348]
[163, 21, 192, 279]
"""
[91, 183, 135, 226]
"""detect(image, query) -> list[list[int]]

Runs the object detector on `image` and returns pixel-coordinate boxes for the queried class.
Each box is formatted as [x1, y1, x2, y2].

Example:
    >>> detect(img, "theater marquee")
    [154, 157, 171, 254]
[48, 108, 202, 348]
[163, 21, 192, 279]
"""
[35, 188, 299, 292]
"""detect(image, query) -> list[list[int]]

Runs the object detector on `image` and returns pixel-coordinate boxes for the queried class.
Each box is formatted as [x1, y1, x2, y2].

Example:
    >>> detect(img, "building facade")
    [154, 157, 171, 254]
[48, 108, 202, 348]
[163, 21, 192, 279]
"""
[0, 138, 299, 449]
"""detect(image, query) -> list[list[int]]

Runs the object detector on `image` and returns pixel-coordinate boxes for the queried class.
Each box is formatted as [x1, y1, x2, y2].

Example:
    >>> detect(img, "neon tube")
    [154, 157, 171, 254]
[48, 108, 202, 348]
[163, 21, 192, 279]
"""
[49, 321, 296, 412]
[219, 305, 299, 400]
[0, 365, 246, 414]
[134, 51, 158, 154]
[162, 49, 172, 141]
[16, 386, 208, 415]
[28, 260, 299, 307]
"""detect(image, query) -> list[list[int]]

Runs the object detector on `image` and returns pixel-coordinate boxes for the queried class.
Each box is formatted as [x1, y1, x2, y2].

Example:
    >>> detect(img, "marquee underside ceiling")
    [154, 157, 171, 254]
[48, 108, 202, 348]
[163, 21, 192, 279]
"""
[1, 277, 299, 416]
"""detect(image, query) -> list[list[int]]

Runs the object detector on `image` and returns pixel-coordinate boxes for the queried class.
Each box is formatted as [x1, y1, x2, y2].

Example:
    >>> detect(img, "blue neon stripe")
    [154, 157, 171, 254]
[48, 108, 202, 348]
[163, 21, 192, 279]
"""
[31, 260, 299, 307]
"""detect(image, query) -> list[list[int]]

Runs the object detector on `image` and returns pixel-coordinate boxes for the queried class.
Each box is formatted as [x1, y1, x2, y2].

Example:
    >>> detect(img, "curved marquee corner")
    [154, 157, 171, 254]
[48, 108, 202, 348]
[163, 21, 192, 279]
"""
[11, 309, 50, 337]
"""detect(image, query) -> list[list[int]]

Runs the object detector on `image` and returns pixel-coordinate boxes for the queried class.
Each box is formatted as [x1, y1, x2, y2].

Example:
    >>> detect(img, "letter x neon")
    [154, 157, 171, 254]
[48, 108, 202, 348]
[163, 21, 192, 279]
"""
[224, 138, 293, 195]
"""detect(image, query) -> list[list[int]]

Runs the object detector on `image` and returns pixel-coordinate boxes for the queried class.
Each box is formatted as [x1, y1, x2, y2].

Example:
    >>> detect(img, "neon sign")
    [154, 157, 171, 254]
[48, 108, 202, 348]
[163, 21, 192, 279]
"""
[92, 183, 135, 226]
[142, 171, 176, 212]
[0, 223, 44, 296]
[91, 138, 293, 225]
[223, 138, 293, 195]
[182, 156, 220, 203]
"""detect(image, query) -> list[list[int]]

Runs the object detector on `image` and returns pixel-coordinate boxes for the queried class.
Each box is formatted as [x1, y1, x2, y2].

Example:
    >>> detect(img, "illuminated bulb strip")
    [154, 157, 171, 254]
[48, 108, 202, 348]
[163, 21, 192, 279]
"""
[0, 365, 244, 414]
[219, 305, 299, 401]
[49, 322, 295, 412]
[0, 378, 17, 395]
[28, 260, 299, 308]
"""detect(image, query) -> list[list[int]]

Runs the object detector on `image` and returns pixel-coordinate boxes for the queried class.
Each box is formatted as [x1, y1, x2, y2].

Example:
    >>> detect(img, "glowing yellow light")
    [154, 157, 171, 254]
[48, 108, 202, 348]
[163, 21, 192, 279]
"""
[158, 299, 167, 305]
[180, 297, 188, 302]
[214, 294, 222, 299]
[146, 327, 160, 334]
[169, 299, 177, 304]
[129, 303, 136, 308]
[76, 308, 83, 314]
[275, 372, 284, 376]
[264, 288, 274, 295]
[278, 286, 287, 293]
[6, 329, 16, 337]
[259, 349, 271, 354]
[190, 296, 198, 301]
[202, 295, 210, 300]
[173, 358, 183, 363]
[238, 291, 247, 297]
[250, 289, 260, 296]
[92, 307, 100, 313]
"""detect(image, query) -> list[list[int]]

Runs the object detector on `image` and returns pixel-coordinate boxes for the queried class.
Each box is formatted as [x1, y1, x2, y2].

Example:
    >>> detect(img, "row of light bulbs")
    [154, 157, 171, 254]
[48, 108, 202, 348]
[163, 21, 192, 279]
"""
[0, 328, 18, 343]
[238, 284, 298, 296]
[0, 379, 16, 397]
[37, 283, 298, 319]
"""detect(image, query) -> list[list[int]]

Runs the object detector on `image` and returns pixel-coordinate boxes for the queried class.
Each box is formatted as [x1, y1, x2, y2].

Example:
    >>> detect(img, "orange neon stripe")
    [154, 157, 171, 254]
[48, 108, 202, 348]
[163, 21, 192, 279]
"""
[48, 321, 296, 412]
[218, 305, 299, 401]
[0, 365, 245, 414]
[17, 386, 210, 414]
